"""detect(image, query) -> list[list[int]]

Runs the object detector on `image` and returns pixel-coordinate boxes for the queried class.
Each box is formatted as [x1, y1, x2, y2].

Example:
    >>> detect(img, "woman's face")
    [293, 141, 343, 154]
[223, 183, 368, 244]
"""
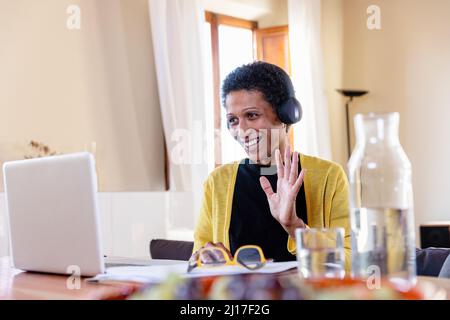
[225, 90, 288, 164]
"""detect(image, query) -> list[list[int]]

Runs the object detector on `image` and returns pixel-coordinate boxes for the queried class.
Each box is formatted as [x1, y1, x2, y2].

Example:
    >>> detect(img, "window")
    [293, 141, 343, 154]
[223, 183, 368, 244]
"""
[204, 12, 257, 168]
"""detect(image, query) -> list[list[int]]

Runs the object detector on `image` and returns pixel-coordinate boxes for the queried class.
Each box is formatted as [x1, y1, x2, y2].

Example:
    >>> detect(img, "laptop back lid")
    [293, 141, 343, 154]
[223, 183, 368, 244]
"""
[3, 152, 104, 276]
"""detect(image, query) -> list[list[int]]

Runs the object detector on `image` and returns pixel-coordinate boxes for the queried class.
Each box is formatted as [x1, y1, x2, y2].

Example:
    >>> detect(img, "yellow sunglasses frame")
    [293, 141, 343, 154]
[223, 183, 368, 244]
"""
[196, 245, 267, 270]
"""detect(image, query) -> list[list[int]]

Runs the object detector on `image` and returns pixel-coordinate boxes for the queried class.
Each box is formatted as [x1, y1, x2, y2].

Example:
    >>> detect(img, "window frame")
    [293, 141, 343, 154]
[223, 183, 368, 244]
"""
[204, 11, 258, 167]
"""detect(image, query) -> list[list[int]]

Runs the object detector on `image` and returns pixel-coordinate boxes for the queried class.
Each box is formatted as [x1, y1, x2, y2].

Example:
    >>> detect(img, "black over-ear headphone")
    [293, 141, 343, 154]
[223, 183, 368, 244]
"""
[276, 69, 302, 125]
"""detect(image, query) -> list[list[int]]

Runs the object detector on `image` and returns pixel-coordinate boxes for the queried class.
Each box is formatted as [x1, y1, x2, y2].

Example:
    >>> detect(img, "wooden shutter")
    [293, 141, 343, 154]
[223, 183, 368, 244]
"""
[255, 26, 290, 73]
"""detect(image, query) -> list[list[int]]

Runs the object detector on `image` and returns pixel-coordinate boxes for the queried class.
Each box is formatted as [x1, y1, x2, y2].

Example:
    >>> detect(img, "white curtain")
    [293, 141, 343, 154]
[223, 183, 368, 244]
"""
[288, 0, 332, 159]
[148, 0, 209, 223]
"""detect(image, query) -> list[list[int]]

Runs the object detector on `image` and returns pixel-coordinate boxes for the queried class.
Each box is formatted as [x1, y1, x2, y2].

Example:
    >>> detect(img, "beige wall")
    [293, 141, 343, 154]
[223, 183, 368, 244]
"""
[201, 0, 288, 28]
[322, 0, 347, 166]
[340, 0, 450, 230]
[257, 0, 288, 28]
[0, 0, 165, 191]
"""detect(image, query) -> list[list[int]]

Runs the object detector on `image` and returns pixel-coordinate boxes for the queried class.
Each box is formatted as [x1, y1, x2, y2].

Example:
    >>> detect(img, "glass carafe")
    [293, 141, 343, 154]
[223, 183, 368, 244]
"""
[348, 112, 416, 289]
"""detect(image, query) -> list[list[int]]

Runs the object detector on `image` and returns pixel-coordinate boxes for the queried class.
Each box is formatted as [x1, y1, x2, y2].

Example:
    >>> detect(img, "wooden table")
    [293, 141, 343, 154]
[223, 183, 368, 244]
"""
[0, 257, 138, 300]
[1, 256, 450, 300]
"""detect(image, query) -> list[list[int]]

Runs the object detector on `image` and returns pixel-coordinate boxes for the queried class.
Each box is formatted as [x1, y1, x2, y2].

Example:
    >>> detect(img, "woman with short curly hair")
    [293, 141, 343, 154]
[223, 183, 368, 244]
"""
[192, 61, 351, 269]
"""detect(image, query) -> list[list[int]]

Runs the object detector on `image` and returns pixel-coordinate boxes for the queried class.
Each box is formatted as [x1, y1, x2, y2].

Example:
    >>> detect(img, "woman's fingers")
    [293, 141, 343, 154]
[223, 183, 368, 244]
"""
[275, 149, 284, 179]
[289, 151, 299, 184]
[292, 169, 306, 194]
[259, 176, 274, 197]
[201, 242, 217, 262]
[197, 242, 233, 263]
[190, 251, 199, 263]
[200, 250, 217, 264]
[284, 145, 291, 178]
[216, 242, 233, 260]
[204, 242, 225, 262]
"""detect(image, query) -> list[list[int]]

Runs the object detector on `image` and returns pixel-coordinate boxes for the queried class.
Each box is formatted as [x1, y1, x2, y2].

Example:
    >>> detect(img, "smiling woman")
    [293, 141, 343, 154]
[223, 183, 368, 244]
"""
[192, 61, 351, 270]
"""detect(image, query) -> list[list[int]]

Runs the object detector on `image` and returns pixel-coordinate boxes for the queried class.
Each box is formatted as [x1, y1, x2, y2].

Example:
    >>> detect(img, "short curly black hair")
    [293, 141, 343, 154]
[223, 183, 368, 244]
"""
[221, 61, 290, 113]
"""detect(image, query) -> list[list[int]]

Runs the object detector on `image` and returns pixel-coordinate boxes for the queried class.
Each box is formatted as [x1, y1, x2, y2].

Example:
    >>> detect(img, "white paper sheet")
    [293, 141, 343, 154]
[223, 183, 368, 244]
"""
[87, 261, 298, 284]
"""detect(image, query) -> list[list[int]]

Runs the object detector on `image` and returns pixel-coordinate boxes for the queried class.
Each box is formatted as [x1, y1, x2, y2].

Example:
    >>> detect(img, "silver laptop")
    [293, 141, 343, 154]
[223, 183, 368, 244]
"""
[3, 152, 105, 276]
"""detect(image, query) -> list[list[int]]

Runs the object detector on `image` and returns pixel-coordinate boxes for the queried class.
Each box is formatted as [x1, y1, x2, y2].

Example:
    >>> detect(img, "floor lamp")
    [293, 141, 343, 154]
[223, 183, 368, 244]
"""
[336, 89, 369, 159]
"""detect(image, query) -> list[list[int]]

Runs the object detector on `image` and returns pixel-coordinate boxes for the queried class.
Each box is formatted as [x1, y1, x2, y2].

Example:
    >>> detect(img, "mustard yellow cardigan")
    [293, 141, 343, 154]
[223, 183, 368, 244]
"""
[193, 153, 351, 271]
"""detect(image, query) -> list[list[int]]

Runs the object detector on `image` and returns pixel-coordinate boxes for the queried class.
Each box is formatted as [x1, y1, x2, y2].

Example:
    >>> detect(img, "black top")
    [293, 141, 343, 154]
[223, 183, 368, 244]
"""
[229, 158, 307, 262]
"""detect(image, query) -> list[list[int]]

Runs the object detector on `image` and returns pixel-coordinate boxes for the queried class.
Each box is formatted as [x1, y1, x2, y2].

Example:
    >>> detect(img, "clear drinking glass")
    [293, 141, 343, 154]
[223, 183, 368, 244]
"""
[347, 112, 416, 289]
[296, 228, 345, 279]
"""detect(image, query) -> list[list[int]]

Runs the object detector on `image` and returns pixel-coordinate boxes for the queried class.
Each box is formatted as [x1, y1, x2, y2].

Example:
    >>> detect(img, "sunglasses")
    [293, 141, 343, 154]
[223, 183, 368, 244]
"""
[187, 245, 267, 273]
